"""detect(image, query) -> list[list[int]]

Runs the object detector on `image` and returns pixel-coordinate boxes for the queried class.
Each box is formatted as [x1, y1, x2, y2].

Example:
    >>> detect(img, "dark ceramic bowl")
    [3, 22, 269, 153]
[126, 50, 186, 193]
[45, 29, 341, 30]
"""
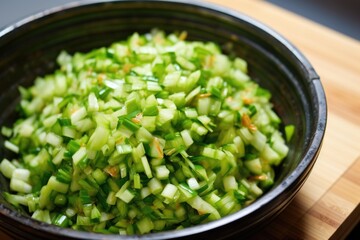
[0, 0, 327, 239]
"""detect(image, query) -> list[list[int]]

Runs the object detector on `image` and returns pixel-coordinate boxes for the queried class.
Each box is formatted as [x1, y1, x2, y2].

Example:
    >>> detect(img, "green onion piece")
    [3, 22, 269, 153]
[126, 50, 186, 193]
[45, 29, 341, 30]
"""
[53, 213, 70, 227]
[285, 124, 295, 142]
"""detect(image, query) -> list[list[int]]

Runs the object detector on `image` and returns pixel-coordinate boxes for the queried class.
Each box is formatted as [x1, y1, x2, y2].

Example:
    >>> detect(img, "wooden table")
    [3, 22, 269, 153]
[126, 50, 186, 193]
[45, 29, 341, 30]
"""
[1, 0, 359, 239]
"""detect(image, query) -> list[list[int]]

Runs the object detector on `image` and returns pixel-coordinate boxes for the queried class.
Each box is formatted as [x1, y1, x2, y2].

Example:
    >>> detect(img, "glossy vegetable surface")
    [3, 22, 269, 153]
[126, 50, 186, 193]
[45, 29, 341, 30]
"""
[1, 30, 289, 234]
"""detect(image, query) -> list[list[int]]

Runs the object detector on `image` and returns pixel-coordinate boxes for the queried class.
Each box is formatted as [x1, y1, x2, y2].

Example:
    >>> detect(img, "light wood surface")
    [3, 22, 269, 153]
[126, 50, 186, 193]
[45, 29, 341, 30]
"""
[205, 0, 360, 239]
[1, 0, 359, 239]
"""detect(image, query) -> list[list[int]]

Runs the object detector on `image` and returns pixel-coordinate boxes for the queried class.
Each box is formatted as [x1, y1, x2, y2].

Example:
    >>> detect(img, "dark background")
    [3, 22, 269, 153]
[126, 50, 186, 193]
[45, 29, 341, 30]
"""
[0, 0, 359, 41]
[267, 0, 360, 40]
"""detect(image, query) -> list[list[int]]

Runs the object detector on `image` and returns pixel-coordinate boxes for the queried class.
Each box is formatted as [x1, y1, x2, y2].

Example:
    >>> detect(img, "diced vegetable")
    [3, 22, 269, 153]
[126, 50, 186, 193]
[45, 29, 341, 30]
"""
[0, 30, 291, 235]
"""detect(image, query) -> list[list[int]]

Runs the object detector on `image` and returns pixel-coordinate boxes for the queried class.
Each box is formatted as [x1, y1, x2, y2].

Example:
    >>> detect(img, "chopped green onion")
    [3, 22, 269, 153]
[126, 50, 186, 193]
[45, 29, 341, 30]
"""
[4, 140, 19, 153]
[285, 124, 295, 142]
[0, 158, 16, 178]
[0, 30, 290, 235]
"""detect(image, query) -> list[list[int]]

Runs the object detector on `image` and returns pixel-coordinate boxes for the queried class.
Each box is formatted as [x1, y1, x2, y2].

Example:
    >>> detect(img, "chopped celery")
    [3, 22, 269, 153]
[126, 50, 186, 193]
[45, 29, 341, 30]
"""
[285, 124, 295, 142]
[0, 159, 16, 178]
[0, 30, 291, 235]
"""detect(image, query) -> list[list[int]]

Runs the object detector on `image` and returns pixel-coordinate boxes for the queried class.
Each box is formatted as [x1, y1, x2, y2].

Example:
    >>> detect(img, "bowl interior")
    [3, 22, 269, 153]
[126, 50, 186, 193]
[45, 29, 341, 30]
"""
[0, 1, 326, 239]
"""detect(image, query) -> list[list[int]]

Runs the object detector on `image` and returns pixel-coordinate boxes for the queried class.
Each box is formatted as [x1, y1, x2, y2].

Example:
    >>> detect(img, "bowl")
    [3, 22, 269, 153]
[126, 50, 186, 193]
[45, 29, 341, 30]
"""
[0, 0, 327, 239]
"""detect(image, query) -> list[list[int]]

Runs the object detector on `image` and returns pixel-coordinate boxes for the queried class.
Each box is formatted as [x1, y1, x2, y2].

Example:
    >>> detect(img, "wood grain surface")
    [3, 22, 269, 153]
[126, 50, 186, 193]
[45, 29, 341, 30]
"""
[1, 0, 359, 239]
[205, 0, 360, 239]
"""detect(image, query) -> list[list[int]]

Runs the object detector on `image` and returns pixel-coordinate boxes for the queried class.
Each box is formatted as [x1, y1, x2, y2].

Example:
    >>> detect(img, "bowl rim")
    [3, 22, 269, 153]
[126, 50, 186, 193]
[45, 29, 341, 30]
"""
[0, 0, 327, 239]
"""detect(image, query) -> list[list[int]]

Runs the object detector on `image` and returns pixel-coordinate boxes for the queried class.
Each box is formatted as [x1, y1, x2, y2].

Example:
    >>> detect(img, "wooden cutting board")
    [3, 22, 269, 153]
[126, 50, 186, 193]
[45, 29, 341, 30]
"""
[1, 0, 359, 239]
[205, 0, 360, 239]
